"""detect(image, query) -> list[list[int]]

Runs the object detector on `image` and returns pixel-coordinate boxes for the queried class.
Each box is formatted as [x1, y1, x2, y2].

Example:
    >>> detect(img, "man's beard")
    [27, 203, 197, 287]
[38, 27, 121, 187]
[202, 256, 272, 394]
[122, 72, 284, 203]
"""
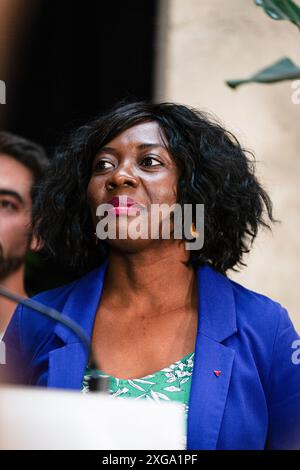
[0, 241, 26, 281]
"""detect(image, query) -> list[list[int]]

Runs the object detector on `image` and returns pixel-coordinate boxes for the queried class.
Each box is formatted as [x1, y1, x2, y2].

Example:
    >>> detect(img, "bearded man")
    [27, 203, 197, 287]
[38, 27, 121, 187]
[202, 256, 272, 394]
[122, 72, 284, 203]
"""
[0, 131, 48, 339]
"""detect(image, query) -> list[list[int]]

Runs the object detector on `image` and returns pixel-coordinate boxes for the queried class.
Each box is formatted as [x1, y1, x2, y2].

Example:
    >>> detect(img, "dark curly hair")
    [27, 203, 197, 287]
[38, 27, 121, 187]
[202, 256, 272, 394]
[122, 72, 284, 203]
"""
[33, 99, 276, 275]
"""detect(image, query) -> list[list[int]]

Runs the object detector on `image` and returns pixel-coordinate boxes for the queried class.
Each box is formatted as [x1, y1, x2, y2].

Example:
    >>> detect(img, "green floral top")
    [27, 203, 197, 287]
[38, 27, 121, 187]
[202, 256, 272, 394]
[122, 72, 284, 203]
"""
[82, 351, 194, 447]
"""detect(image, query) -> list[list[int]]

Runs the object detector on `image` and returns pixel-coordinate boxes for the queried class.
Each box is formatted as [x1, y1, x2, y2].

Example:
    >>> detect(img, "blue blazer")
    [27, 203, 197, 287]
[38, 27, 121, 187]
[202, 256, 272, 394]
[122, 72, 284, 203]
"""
[3, 260, 300, 450]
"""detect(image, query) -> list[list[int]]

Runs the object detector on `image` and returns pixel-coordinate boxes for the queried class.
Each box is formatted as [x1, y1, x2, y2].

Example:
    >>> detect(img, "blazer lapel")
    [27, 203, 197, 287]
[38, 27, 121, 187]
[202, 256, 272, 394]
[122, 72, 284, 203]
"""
[187, 264, 237, 450]
[48, 343, 88, 389]
[47, 258, 109, 389]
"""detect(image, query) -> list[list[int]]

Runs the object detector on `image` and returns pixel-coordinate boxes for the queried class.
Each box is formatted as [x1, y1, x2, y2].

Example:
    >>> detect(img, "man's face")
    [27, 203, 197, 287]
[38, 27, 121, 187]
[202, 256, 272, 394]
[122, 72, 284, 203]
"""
[0, 154, 34, 280]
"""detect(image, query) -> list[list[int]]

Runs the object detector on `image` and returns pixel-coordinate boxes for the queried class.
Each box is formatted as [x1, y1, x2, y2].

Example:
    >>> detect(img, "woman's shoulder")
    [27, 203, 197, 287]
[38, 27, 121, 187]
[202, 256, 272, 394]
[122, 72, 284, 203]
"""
[4, 267, 101, 351]
[30, 277, 79, 308]
[229, 276, 284, 312]
[203, 264, 291, 333]
[227, 275, 298, 345]
[29, 265, 101, 308]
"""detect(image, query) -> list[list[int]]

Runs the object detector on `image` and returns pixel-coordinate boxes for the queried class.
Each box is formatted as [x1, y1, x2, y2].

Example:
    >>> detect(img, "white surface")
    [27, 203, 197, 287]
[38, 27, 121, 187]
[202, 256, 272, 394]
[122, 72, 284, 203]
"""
[0, 385, 185, 450]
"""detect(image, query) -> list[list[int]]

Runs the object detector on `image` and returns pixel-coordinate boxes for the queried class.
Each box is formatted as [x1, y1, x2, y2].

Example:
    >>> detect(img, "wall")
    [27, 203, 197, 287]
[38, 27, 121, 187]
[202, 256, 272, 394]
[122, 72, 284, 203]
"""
[156, 0, 300, 332]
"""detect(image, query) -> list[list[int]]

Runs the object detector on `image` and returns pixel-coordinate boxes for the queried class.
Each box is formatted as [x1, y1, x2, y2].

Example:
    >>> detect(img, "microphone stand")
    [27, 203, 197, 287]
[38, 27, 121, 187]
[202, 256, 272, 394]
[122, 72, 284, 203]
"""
[0, 285, 109, 393]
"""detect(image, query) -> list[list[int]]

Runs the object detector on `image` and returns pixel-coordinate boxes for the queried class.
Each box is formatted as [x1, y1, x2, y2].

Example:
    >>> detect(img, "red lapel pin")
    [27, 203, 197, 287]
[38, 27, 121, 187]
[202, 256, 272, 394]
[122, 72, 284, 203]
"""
[214, 370, 221, 377]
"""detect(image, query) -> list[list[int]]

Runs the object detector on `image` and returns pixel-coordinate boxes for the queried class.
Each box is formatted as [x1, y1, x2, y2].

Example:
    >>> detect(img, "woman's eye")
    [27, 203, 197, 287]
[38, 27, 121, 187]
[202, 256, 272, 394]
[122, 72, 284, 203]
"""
[0, 200, 17, 211]
[141, 156, 162, 167]
[94, 160, 114, 171]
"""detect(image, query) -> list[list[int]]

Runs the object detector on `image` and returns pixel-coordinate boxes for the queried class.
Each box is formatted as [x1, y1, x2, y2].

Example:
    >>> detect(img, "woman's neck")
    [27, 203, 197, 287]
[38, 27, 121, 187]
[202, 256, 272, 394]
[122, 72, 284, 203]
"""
[101, 240, 197, 318]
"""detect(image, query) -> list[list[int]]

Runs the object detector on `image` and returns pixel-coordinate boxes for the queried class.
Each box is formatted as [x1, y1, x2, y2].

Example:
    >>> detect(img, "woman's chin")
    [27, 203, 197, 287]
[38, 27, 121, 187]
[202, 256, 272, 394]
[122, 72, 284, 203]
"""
[104, 236, 156, 253]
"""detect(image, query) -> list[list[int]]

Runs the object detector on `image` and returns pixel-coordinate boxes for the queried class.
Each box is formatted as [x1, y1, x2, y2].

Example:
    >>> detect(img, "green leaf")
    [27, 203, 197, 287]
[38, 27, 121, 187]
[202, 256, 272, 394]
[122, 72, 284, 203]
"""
[226, 57, 300, 89]
[255, 0, 300, 29]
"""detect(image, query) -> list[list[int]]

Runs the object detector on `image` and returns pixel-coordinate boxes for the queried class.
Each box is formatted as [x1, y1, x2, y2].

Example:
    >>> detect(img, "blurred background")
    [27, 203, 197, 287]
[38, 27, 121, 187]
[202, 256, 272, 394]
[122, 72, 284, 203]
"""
[0, 0, 299, 332]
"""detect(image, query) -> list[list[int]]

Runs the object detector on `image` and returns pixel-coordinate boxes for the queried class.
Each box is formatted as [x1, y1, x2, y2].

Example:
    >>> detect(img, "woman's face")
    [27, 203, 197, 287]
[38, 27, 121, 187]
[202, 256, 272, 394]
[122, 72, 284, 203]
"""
[87, 121, 181, 252]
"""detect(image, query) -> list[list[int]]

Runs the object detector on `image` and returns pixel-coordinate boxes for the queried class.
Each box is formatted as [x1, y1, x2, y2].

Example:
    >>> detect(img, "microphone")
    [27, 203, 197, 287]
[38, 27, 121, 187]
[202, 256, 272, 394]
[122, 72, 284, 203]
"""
[0, 285, 108, 393]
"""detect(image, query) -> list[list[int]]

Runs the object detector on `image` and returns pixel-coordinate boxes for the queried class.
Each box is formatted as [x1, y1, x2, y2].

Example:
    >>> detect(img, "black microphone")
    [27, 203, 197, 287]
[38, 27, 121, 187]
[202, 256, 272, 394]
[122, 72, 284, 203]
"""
[0, 285, 108, 393]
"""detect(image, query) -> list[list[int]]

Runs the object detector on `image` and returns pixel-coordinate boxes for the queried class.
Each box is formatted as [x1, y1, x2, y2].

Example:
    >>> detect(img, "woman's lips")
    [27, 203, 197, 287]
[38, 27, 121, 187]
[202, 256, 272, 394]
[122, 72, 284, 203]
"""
[107, 196, 137, 207]
[106, 196, 145, 216]
[108, 205, 143, 216]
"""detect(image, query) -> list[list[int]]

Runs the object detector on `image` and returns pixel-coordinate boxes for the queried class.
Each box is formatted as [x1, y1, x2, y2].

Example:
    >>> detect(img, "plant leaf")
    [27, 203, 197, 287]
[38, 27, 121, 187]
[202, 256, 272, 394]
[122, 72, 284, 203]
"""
[255, 0, 300, 29]
[226, 57, 300, 89]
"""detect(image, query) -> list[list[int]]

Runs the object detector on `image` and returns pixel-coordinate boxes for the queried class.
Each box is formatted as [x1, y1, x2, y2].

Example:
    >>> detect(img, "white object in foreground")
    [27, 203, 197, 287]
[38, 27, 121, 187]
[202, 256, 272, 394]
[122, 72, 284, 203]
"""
[0, 385, 185, 450]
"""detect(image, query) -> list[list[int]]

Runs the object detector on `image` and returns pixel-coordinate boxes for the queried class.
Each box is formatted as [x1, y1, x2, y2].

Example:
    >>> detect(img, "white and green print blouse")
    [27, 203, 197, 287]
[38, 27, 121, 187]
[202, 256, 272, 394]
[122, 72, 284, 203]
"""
[82, 351, 194, 446]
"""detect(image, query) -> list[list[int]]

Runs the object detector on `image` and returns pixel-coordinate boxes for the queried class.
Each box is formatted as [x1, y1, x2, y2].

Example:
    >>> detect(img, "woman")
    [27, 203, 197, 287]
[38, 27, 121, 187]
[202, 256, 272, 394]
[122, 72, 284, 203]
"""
[3, 100, 300, 449]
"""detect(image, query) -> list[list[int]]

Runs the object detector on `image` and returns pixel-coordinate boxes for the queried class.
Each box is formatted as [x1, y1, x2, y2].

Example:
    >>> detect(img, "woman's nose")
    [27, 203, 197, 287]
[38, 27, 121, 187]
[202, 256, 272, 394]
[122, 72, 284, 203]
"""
[105, 164, 138, 190]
